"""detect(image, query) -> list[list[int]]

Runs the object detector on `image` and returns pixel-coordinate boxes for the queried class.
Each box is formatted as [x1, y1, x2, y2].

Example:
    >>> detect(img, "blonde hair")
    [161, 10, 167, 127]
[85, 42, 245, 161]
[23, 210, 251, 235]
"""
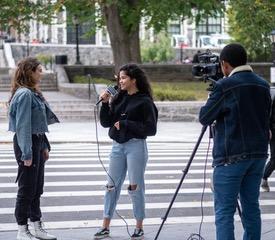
[9, 57, 41, 103]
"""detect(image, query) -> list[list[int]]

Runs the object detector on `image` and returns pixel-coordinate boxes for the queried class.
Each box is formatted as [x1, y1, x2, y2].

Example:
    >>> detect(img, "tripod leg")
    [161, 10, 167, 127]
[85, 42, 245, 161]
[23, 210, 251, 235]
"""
[154, 125, 208, 240]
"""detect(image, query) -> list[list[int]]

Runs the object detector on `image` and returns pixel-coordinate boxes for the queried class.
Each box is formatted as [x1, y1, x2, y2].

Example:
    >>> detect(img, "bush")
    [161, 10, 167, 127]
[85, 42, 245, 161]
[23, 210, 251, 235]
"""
[72, 76, 208, 101]
[153, 88, 196, 101]
[73, 76, 114, 85]
[152, 82, 208, 101]
[36, 54, 53, 70]
[141, 32, 175, 63]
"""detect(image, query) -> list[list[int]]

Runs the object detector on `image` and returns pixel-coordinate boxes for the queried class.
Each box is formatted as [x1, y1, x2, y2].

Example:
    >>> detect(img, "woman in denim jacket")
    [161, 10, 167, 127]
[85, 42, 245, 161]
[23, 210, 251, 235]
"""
[8, 57, 59, 240]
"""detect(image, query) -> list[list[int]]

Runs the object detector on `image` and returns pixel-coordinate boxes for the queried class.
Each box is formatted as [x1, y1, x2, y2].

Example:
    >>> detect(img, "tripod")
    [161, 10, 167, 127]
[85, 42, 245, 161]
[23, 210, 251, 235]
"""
[154, 124, 243, 240]
[154, 125, 208, 240]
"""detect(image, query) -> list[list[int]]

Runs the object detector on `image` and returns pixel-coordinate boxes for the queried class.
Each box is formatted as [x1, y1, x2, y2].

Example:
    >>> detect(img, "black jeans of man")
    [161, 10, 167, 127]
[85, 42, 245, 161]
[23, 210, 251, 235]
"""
[13, 134, 45, 225]
[263, 140, 275, 180]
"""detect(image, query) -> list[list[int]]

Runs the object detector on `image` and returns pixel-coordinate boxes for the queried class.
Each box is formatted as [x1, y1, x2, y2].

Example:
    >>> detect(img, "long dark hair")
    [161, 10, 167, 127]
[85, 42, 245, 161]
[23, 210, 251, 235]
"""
[117, 63, 153, 99]
[9, 57, 41, 103]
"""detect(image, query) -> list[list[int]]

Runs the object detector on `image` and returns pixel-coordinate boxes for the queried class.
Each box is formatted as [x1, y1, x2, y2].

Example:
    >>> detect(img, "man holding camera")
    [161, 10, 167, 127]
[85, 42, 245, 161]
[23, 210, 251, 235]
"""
[199, 43, 271, 240]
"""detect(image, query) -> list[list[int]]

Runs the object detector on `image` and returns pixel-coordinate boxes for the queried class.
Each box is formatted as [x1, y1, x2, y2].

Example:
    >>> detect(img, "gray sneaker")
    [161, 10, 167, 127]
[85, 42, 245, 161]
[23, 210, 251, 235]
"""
[261, 179, 270, 192]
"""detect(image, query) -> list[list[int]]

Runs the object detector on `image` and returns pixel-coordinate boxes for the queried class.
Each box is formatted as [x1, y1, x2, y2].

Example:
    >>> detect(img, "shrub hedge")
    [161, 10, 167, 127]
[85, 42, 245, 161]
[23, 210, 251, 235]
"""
[73, 76, 208, 101]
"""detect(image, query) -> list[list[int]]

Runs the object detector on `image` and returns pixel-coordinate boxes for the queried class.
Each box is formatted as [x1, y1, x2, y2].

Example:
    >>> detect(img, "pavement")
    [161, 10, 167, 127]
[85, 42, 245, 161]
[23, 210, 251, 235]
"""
[1, 121, 275, 239]
[0, 121, 208, 144]
[2, 220, 275, 240]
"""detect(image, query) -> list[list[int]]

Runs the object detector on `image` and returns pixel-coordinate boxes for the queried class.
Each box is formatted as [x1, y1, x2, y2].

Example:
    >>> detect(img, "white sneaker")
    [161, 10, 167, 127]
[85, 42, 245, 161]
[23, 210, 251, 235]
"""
[17, 225, 36, 240]
[31, 221, 57, 240]
[261, 179, 270, 192]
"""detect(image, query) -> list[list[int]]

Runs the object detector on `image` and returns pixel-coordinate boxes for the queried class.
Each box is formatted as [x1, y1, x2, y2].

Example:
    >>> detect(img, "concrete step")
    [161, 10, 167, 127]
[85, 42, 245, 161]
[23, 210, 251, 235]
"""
[51, 106, 94, 111]
[0, 98, 95, 122]
[0, 86, 58, 91]
[0, 80, 58, 85]
[0, 71, 58, 89]
[0, 75, 10, 82]
[0, 114, 94, 122]
[0, 67, 9, 75]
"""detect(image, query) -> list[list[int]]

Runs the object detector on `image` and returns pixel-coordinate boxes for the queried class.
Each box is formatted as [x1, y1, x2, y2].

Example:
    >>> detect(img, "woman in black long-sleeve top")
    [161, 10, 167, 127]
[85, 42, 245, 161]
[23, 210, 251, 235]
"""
[94, 64, 158, 240]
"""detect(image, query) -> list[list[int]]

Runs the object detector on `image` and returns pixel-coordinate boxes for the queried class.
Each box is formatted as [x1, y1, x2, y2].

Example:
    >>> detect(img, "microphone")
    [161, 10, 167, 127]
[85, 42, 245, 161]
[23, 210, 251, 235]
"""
[95, 85, 118, 105]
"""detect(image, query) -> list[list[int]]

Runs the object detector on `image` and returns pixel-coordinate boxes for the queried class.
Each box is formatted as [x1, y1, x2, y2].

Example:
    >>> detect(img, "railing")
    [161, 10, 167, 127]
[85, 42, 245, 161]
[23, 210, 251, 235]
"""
[86, 74, 99, 102]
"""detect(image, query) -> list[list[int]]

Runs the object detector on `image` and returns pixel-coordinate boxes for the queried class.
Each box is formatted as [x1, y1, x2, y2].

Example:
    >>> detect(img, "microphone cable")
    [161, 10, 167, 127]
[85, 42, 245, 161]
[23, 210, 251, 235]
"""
[93, 105, 131, 238]
[187, 128, 212, 240]
[94, 103, 210, 240]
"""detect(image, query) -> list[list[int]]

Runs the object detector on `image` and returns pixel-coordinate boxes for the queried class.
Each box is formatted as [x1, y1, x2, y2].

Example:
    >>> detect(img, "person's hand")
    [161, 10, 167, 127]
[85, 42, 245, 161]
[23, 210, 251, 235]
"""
[114, 121, 120, 130]
[99, 91, 111, 103]
[24, 159, 32, 167]
[43, 149, 49, 161]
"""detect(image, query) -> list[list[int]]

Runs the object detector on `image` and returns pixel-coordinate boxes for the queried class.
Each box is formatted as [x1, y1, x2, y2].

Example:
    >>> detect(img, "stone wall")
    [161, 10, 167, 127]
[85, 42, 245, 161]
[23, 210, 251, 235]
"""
[7, 43, 273, 82]
[64, 64, 195, 82]
[156, 101, 204, 121]
[9, 43, 213, 65]
[9, 43, 113, 65]
[64, 63, 273, 83]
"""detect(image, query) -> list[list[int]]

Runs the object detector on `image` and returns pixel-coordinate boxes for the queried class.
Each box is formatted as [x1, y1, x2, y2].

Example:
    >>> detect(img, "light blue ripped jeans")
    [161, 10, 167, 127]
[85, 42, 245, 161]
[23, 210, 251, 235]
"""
[104, 138, 148, 221]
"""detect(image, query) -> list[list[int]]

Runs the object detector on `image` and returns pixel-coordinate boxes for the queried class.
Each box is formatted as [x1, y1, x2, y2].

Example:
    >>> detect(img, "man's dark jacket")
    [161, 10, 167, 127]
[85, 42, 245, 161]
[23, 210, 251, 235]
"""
[199, 65, 271, 167]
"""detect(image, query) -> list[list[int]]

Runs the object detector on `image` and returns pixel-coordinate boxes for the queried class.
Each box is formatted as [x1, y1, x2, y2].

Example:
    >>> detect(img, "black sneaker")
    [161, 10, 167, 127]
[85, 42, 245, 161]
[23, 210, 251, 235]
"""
[131, 228, 144, 239]
[94, 228, 110, 239]
[261, 179, 270, 192]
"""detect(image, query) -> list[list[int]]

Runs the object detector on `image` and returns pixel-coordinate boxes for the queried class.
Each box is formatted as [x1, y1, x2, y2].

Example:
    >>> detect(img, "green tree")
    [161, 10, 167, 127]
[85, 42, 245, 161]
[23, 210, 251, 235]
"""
[0, 0, 53, 41]
[55, 0, 224, 70]
[227, 0, 275, 61]
[0, 0, 224, 69]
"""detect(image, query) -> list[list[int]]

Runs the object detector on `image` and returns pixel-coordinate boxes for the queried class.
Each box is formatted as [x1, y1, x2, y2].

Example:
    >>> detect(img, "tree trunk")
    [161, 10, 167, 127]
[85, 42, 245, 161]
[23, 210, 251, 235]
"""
[102, 3, 141, 72]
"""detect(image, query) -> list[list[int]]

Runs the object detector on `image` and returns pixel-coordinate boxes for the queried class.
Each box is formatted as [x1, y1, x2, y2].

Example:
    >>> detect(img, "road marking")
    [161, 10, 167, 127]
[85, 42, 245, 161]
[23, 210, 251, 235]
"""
[0, 200, 275, 215]
[0, 169, 213, 177]
[0, 162, 213, 169]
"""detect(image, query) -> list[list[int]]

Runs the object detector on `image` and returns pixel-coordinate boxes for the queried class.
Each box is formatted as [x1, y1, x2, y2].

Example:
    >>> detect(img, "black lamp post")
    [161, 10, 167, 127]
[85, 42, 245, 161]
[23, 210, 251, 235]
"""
[72, 15, 82, 65]
[270, 30, 275, 85]
[270, 30, 275, 66]
[25, 34, 30, 57]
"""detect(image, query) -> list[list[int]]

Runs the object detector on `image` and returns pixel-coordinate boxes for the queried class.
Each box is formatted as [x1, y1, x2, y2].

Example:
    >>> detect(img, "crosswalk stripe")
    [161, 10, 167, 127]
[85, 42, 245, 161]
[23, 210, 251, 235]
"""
[0, 179, 211, 188]
[0, 156, 213, 162]
[0, 153, 210, 158]
[1, 187, 275, 199]
[1, 149, 212, 156]
[0, 200, 274, 215]
[0, 162, 213, 169]
[0, 177, 274, 188]
[0, 169, 213, 177]
[0, 188, 214, 198]
[0, 202, 213, 214]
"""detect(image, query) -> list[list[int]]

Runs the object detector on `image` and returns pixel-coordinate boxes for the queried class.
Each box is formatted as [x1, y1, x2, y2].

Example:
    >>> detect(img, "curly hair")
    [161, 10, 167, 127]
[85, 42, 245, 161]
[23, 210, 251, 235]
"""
[9, 57, 41, 103]
[117, 63, 153, 99]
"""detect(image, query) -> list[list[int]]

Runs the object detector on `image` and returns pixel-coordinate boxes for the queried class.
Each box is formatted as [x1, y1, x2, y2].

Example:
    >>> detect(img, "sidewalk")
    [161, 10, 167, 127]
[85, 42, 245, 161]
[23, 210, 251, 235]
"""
[1, 220, 275, 240]
[0, 121, 209, 144]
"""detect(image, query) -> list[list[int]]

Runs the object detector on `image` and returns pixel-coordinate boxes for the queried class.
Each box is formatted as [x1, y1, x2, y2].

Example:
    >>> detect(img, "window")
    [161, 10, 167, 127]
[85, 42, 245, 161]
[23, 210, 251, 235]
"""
[196, 15, 222, 36]
[168, 23, 181, 35]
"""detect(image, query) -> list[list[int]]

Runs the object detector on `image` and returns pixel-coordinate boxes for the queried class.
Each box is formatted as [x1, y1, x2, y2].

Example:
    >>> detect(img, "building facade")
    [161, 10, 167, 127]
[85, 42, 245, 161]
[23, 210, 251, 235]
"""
[9, 2, 229, 47]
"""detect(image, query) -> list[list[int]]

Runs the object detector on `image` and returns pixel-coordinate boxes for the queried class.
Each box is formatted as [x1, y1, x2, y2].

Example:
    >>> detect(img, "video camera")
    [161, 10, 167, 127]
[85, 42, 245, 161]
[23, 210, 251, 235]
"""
[192, 50, 223, 81]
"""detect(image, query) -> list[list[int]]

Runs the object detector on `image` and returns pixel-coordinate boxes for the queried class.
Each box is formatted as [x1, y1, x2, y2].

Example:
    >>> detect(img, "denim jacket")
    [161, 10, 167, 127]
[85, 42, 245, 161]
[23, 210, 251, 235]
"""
[8, 87, 59, 160]
[199, 65, 271, 167]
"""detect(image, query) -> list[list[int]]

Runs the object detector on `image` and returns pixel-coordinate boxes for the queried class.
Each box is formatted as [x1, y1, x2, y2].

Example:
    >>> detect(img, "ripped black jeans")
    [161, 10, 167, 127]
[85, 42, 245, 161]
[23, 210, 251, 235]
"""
[13, 134, 46, 225]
